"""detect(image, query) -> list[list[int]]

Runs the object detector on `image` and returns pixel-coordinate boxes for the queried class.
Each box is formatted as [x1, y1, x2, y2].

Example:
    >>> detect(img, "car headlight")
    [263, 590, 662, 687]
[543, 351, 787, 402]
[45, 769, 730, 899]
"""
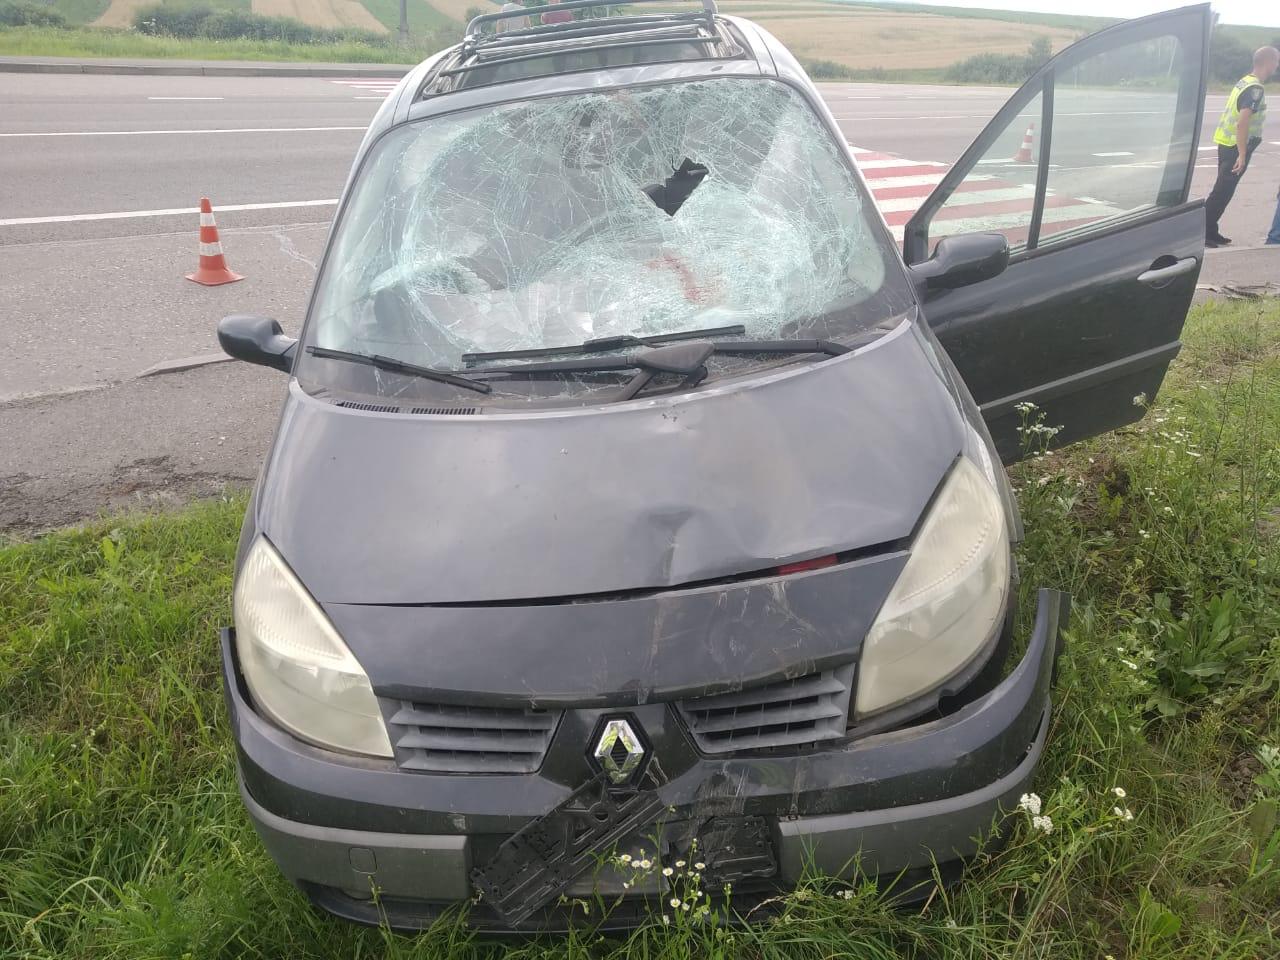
[233, 537, 393, 758]
[854, 457, 1009, 719]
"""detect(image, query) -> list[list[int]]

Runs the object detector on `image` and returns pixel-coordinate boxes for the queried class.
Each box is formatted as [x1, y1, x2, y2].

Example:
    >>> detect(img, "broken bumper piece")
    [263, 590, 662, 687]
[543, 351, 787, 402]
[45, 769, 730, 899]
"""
[222, 589, 1069, 932]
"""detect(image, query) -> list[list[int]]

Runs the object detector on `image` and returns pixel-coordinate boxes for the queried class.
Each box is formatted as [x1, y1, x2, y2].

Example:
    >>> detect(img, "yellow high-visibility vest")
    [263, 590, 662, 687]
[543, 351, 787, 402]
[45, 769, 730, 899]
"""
[1214, 74, 1266, 147]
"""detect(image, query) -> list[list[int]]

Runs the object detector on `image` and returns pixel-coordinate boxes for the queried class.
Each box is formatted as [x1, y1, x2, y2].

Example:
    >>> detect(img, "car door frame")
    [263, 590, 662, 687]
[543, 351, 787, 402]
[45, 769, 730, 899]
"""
[903, 3, 1213, 267]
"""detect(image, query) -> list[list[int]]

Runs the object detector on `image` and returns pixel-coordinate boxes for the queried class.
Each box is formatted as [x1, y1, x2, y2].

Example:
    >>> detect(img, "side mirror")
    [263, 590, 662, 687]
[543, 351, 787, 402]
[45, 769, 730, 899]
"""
[218, 314, 297, 373]
[908, 232, 1009, 291]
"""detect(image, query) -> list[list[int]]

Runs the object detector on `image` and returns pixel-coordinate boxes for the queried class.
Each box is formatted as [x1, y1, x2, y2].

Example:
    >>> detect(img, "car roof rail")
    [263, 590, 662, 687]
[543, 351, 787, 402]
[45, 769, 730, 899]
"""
[463, 0, 718, 54]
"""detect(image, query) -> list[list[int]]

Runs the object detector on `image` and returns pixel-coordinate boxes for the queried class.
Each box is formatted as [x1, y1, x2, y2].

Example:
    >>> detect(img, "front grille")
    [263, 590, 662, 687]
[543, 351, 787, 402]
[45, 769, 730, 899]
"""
[676, 665, 854, 754]
[388, 701, 561, 773]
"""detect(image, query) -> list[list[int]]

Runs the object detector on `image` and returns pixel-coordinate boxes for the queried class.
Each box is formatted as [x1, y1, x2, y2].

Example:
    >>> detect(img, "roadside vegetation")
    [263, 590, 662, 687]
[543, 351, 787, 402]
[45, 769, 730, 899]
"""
[1, 0, 1275, 79]
[2, 296, 1279, 958]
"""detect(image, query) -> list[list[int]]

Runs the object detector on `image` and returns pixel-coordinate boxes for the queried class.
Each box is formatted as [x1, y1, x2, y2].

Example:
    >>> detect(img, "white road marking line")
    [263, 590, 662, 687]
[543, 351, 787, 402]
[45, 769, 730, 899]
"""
[0, 126, 366, 138]
[875, 186, 1033, 214]
[833, 114, 987, 121]
[862, 172, 950, 189]
[1198, 145, 1218, 151]
[354, 96, 385, 100]
[1092, 151, 1134, 157]
[0, 199, 338, 227]
[856, 157, 947, 170]
[147, 96, 225, 101]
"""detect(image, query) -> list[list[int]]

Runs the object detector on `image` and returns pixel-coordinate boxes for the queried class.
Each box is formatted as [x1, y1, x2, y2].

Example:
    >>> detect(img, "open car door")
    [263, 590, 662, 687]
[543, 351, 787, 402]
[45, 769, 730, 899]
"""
[904, 3, 1213, 463]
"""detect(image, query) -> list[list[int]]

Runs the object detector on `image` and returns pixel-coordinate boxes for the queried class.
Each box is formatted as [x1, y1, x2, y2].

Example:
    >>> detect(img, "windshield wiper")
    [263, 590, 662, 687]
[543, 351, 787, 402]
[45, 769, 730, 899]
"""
[307, 346, 491, 394]
[460, 324, 748, 366]
[466, 339, 850, 401]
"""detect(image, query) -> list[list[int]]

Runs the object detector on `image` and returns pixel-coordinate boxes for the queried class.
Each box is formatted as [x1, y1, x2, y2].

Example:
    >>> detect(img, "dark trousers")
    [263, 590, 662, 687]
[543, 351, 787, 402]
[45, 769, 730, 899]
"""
[1204, 139, 1260, 237]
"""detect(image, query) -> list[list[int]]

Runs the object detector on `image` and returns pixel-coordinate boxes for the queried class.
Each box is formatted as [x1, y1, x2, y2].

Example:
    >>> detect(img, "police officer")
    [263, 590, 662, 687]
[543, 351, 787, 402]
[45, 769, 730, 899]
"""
[1204, 47, 1279, 247]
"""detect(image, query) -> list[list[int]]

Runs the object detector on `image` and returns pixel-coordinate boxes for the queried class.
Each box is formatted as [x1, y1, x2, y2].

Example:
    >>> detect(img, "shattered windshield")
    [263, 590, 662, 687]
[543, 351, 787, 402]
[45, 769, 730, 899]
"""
[304, 77, 908, 396]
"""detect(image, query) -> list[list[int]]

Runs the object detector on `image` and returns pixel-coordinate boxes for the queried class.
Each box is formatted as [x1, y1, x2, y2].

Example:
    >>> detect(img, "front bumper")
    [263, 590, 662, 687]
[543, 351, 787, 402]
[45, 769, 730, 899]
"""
[222, 588, 1069, 930]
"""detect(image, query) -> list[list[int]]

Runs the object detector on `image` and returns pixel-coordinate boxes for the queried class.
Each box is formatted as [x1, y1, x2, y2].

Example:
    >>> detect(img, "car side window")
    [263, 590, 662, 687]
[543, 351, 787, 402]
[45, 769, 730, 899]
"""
[923, 90, 1043, 254]
[1038, 33, 1195, 247]
[904, 11, 1206, 266]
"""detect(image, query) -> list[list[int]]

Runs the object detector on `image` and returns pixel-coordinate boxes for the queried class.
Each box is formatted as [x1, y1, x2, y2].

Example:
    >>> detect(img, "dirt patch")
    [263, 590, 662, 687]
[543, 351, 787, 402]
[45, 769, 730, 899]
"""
[92, 0, 154, 28]
[251, 0, 388, 32]
[0, 456, 251, 539]
[737, 11, 1076, 70]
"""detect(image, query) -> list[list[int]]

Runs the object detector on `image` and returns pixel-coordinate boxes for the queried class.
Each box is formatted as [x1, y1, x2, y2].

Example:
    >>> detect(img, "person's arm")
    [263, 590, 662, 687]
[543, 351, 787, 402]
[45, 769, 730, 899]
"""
[1232, 108, 1253, 173]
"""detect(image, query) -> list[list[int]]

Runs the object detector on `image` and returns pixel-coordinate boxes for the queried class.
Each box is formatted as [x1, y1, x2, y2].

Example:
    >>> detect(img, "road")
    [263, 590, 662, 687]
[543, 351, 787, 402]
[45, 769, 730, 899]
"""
[2, 72, 1277, 533]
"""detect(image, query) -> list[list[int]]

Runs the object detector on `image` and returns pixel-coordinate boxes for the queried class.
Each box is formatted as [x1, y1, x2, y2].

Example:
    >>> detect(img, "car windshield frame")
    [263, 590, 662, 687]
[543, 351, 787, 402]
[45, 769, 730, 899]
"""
[297, 73, 914, 404]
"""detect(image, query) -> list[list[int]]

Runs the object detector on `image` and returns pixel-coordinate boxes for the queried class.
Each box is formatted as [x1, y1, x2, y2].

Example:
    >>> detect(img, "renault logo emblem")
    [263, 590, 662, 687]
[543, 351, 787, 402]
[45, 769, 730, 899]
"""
[592, 718, 646, 784]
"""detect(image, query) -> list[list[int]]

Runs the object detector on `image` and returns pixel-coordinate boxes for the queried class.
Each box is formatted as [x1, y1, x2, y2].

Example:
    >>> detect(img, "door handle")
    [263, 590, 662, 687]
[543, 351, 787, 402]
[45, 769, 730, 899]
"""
[1137, 257, 1198, 286]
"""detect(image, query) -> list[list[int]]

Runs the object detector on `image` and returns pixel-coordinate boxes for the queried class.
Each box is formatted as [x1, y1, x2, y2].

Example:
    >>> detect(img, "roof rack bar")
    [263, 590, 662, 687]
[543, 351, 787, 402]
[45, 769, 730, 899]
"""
[472, 13, 708, 51]
[465, 0, 717, 39]
[440, 32, 717, 77]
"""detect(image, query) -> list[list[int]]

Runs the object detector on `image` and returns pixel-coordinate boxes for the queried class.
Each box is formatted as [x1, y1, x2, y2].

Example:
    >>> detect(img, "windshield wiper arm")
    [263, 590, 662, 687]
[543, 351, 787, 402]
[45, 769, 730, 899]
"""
[306, 346, 492, 394]
[465, 338, 851, 400]
[460, 324, 747, 366]
[466, 338, 850, 378]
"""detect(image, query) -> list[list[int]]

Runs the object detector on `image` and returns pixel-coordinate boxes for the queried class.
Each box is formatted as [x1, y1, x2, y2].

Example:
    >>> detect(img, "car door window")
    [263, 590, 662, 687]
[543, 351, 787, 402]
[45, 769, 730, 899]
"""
[924, 91, 1042, 254]
[904, 8, 1206, 265]
[1039, 33, 1196, 246]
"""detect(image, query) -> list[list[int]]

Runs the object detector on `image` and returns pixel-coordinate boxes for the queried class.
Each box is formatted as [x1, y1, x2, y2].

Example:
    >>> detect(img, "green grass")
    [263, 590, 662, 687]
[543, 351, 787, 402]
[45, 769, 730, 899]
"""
[0, 24, 434, 61]
[46, 0, 112, 26]
[360, 0, 458, 36]
[3, 298, 1280, 958]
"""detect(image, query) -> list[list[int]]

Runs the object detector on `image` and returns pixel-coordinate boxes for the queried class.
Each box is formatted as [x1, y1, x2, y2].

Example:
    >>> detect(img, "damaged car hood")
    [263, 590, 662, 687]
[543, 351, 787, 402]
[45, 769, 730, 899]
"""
[255, 319, 965, 605]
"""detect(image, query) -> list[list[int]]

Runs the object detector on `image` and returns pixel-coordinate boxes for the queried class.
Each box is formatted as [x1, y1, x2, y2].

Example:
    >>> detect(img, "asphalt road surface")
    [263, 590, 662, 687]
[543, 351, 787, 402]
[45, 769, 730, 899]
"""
[2, 72, 1277, 533]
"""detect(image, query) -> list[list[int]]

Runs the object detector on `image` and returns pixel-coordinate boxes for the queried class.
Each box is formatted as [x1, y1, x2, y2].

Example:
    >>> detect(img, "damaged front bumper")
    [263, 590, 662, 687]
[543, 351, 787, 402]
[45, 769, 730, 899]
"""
[221, 589, 1069, 931]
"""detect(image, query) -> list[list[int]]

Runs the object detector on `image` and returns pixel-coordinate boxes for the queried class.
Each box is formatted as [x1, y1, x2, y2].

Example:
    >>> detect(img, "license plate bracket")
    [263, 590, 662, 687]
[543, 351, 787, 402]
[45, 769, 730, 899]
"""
[471, 770, 666, 926]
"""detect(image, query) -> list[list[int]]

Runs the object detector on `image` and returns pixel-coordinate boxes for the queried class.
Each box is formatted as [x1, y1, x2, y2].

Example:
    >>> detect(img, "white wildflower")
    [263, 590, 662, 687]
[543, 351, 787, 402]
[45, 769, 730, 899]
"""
[669, 897, 681, 908]
[662, 915, 670, 925]
[1113, 806, 1134, 821]
[1031, 814, 1054, 835]
[1112, 786, 1127, 799]
[638, 859, 651, 869]
[694, 862, 705, 871]
[662, 867, 673, 877]
[619, 853, 631, 864]
[675, 859, 686, 868]
[1017, 792, 1042, 816]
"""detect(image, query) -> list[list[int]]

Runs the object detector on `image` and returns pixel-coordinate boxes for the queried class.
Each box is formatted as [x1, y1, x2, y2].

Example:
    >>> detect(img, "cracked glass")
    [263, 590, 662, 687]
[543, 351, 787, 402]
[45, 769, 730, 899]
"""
[304, 77, 909, 399]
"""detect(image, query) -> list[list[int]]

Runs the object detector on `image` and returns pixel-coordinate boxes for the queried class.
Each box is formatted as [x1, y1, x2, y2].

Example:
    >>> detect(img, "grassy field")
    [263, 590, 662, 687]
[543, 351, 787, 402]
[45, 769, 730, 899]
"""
[2, 297, 1279, 958]
[0, 24, 425, 59]
[11, 0, 1276, 76]
[44, 0, 112, 26]
[361, 0, 457, 35]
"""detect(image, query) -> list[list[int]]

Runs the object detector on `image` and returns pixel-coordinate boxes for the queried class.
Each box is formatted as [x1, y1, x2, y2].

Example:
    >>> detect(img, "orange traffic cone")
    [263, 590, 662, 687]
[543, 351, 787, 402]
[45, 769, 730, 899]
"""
[1013, 122, 1036, 163]
[186, 198, 243, 286]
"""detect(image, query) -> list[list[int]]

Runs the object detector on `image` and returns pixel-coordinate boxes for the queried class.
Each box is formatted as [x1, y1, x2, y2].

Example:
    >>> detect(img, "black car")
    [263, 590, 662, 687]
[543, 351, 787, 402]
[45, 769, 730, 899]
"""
[216, 0, 1212, 930]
